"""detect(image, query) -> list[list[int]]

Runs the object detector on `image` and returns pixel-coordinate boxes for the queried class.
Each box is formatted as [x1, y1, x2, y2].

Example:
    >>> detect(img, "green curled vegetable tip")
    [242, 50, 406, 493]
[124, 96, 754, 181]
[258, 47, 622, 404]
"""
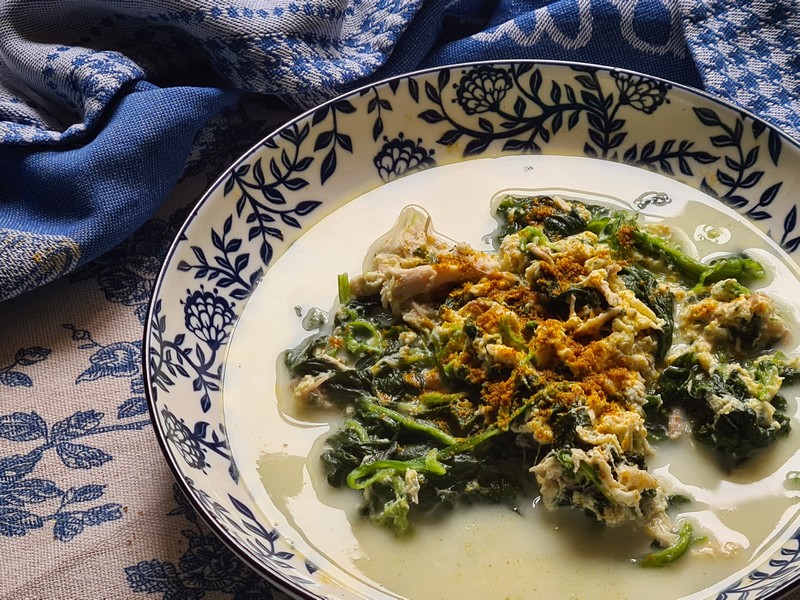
[640, 521, 693, 568]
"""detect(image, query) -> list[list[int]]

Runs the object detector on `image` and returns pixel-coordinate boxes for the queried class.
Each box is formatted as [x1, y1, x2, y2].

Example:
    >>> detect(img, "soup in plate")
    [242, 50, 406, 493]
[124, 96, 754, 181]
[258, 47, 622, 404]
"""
[224, 156, 800, 600]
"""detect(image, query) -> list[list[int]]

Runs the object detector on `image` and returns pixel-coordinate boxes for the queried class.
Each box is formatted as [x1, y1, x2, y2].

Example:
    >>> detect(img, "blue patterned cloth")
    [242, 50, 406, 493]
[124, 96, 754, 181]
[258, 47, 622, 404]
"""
[3, 1, 800, 599]
[681, 0, 800, 136]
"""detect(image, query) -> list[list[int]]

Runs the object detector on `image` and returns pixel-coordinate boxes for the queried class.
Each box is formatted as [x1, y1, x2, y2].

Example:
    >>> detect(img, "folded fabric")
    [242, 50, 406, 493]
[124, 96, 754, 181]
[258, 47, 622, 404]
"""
[0, 83, 238, 299]
[0, 0, 798, 302]
[0, 0, 422, 301]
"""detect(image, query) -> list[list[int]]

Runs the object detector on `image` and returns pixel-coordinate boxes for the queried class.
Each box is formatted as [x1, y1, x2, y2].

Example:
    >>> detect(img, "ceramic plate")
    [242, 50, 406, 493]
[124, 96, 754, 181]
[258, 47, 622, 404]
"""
[145, 61, 800, 600]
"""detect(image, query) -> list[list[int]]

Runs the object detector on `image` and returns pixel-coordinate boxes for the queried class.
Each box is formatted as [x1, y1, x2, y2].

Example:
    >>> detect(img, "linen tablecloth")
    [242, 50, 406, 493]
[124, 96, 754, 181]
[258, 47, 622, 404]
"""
[3, 1, 800, 598]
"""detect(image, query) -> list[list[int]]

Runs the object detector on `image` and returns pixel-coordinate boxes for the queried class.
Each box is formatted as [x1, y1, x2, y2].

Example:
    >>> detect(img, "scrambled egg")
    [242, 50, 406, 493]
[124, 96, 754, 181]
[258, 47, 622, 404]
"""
[347, 203, 679, 541]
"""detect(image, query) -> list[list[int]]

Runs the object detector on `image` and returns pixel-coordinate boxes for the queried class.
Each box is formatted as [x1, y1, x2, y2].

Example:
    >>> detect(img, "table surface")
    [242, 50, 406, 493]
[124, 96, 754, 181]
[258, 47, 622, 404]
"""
[1, 100, 297, 600]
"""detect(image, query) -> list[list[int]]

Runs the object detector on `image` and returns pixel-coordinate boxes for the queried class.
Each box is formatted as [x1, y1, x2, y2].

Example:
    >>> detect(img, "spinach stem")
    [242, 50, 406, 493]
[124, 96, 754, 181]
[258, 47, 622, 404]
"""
[640, 521, 694, 568]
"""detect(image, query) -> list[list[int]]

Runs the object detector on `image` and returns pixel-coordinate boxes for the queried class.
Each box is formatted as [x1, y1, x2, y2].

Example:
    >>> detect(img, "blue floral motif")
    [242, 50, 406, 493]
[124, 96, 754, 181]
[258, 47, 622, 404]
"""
[717, 532, 800, 598]
[224, 492, 313, 583]
[455, 65, 513, 115]
[0, 407, 148, 541]
[414, 64, 723, 182]
[71, 217, 183, 325]
[124, 484, 280, 600]
[119, 375, 148, 419]
[0, 346, 51, 389]
[148, 297, 224, 415]
[64, 325, 147, 418]
[160, 408, 205, 471]
[77, 340, 141, 381]
[362, 85, 394, 142]
[177, 215, 262, 300]
[310, 99, 356, 184]
[691, 107, 787, 231]
[183, 287, 236, 351]
[373, 133, 436, 182]
[214, 123, 322, 269]
[421, 65, 672, 158]
[159, 405, 236, 477]
[611, 71, 670, 114]
[0, 322, 153, 542]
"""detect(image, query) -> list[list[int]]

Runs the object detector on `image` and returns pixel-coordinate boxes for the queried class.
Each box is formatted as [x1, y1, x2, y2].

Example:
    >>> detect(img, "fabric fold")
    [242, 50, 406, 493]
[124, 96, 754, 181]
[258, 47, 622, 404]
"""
[0, 0, 426, 302]
[0, 82, 238, 301]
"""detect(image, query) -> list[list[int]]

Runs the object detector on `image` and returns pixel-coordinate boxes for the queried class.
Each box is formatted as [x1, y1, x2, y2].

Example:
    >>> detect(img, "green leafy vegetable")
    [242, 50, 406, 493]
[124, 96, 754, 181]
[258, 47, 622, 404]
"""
[492, 195, 589, 245]
[338, 272, 351, 304]
[657, 352, 791, 459]
[495, 194, 765, 289]
[555, 450, 614, 504]
[588, 209, 764, 287]
[640, 521, 694, 568]
[317, 394, 524, 534]
[285, 193, 797, 565]
[619, 265, 674, 363]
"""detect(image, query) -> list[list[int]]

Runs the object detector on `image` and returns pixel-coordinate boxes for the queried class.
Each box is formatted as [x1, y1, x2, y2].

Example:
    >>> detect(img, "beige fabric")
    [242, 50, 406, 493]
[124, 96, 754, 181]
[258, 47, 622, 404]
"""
[1, 100, 297, 600]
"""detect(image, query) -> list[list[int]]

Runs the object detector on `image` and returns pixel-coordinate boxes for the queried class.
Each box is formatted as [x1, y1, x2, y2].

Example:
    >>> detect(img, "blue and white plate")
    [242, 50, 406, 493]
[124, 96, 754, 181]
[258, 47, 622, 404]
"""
[145, 61, 800, 600]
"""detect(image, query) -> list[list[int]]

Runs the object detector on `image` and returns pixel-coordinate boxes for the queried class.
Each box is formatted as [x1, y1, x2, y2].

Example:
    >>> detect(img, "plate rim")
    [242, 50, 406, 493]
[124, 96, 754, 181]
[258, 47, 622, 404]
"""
[143, 58, 800, 600]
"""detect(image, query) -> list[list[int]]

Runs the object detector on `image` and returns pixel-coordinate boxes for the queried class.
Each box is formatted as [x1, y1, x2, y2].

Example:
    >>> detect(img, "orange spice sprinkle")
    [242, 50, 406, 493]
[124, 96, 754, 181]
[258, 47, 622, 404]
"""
[615, 225, 636, 250]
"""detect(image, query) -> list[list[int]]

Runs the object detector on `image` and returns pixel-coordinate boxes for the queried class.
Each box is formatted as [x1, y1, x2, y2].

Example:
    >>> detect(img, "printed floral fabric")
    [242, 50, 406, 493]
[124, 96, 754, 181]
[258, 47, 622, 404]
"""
[3, 0, 800, 598]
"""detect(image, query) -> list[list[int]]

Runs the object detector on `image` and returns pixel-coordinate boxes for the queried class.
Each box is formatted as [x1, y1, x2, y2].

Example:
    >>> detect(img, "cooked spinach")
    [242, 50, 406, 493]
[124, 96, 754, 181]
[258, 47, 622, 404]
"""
[587, 208, 764, 287]
[640, 521, 694, 568]
[492, 194, 591, 245]
[317, 394, 525, 533]
[284, 193, 795, 566]
[619, 265, 674, 364]
[657, 352, 792, 459]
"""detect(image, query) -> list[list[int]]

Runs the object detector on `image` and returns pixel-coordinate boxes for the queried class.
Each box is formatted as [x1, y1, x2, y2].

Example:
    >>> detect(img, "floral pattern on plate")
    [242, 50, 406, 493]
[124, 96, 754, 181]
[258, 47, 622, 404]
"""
[144, 61, 800, 600]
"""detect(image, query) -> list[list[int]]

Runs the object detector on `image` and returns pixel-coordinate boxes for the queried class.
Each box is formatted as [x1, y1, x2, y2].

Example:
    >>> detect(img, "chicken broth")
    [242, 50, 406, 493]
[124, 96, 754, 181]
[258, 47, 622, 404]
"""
[223, 156, 800, 599]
